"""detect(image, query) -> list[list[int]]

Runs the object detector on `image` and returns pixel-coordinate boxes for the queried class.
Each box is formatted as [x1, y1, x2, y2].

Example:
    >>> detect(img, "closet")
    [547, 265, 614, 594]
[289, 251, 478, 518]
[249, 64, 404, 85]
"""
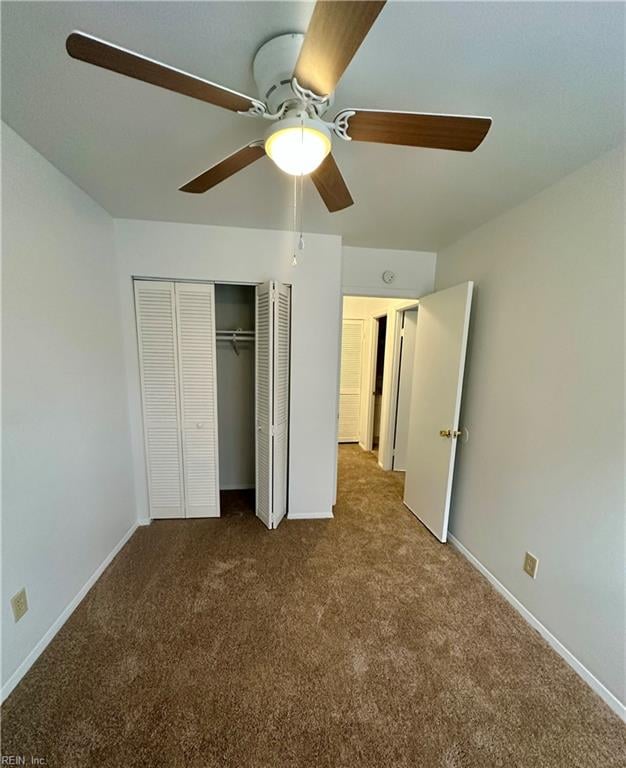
[133, 278, 291, 529]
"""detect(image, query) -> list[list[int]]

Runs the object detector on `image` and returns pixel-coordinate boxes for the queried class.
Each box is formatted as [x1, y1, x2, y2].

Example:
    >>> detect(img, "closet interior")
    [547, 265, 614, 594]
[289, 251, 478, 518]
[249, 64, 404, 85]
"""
[215, 284, 256, 515]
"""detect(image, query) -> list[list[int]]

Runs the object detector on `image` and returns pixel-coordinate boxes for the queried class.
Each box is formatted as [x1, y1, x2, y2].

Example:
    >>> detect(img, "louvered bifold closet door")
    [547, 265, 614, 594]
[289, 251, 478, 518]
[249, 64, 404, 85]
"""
[175, 282, 220, 518]
[272, 282, 291, 529]
[134, 281, 184, 518]
[338, 319, 363, 442]
[255, 281, 273, 529]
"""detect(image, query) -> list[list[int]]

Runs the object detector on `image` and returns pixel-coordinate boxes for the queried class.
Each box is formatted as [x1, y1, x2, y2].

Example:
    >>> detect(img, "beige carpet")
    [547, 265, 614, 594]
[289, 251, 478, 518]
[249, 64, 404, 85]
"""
[2, 445, 624, 767]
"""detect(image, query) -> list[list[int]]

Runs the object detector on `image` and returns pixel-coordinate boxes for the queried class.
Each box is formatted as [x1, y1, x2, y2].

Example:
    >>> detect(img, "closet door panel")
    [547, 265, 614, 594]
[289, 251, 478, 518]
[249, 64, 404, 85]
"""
[175, 282, 220, 518]
[134, 280, 184, 519]
[272, 282, 291, 529]
[255, 281, 273, 529]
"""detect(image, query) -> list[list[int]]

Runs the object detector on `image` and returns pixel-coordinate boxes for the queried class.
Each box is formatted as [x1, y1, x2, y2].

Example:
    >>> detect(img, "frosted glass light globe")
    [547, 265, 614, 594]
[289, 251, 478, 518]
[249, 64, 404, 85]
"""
[265, 117, 332, 176]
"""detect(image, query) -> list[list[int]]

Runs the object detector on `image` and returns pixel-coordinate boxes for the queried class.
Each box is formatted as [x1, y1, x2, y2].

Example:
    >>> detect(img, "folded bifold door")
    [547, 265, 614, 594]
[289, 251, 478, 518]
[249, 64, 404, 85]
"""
[255, 280, 291, 529]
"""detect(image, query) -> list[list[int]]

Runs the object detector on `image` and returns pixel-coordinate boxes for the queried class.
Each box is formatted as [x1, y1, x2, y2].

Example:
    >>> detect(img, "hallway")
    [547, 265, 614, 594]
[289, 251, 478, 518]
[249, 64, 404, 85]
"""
[2, 446, 624, 767]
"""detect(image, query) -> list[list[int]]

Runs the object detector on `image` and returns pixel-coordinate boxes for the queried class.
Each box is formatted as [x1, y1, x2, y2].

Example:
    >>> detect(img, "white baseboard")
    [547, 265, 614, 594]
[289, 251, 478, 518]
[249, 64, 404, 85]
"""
[1, 521, 139, 703]
[137, 518, 151, 526]
[448, 534, 626, 721]
[288, 511, 334, 520]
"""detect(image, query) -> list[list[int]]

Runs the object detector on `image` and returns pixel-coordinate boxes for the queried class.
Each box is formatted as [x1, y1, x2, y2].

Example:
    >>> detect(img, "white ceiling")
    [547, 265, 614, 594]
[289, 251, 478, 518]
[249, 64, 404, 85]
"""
[2, 1, 624, 251]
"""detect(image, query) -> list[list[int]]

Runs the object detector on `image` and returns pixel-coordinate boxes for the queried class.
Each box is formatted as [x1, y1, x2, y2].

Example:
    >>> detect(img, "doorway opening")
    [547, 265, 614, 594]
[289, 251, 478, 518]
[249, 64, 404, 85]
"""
[215, 283, 256, 519]
[372, 315, 387, 455]
[337, 295, 419, 490]
[391, 308, 418, 471]
[336, 283, 473, 544]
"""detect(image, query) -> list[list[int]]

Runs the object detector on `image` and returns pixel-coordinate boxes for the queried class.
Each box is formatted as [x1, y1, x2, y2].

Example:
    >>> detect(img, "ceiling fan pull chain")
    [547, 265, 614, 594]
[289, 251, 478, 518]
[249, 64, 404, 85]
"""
[297, 119, 305, 256]
[298, 172, 305, 254]
[292, 173, 298, 266]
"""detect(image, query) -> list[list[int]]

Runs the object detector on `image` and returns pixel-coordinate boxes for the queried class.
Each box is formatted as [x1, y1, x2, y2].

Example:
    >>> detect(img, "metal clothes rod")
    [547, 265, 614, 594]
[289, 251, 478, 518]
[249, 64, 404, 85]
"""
[216, 329, 255, 356]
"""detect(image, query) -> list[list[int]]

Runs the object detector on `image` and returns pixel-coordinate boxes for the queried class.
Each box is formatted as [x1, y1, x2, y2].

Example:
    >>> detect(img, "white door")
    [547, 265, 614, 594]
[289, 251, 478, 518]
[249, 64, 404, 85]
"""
[404, 282, 473, 542]
[134, 280, 184, 519]
[393, 309, 418, 470]
[338, 319, 363, 442]
[255, 280, 291, 529]
[255, 282, 273, 529]
[175, 282, 220, 518]
[272, 282, 291, 528]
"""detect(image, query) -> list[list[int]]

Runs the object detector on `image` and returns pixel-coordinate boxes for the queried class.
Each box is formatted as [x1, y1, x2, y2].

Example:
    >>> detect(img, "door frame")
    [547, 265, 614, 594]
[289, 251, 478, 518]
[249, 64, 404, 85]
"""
[387, 302, 420, 471]
[338, 292, 422, 468]
[364, 314, 386, 452]
[375, 300, 420, 471]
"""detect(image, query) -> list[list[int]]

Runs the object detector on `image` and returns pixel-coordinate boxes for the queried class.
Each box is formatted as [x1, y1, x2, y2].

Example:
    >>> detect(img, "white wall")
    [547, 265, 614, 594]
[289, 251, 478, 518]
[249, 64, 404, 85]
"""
[342, 246, 436, 298]
[114, 220, 342, 521]
[435, 147, 625, 708]
[2, 125, 136, 696]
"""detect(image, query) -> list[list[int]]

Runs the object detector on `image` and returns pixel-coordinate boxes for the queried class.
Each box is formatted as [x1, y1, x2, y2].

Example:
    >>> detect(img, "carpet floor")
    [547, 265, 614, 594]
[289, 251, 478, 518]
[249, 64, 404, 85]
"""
[2, 445, 624, 767]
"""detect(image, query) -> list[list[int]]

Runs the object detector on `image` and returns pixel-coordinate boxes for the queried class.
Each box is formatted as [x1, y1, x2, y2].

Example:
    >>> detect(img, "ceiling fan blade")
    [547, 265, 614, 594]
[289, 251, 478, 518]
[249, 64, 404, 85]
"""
[179, 142, 265, 193]
[294, 1, 386, 96]
[66, 31, 263, 113]
[335, 109, 492, 151]
[311, 154, 354, 212]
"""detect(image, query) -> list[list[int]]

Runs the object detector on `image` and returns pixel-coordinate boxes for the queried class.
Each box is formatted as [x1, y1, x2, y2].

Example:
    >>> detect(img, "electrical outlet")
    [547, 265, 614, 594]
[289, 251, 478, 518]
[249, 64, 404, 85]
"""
[11, 588, 28, 622]
[523, 552, 539, 579]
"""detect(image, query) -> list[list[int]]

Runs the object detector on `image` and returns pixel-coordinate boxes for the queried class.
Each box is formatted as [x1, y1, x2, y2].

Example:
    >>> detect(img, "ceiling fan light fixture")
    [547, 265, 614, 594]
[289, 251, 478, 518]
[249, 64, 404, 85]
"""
[265, 115, 331, 176]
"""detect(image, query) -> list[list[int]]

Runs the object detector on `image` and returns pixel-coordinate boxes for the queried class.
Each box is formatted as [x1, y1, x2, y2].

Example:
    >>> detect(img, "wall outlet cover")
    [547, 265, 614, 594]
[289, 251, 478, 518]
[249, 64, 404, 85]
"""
[523, 552, 539, 579]
[11, 588, 28, 622]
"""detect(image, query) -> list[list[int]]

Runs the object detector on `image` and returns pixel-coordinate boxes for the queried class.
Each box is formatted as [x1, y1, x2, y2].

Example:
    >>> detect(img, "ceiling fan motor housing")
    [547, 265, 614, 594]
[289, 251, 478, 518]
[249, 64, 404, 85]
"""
[253, 33, 333, 116]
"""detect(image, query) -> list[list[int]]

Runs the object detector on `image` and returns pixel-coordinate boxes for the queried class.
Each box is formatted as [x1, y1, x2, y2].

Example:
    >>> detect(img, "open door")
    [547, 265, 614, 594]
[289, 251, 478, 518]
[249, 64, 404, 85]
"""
[255, 280, 291, 529]
[404, 282, 473, 542]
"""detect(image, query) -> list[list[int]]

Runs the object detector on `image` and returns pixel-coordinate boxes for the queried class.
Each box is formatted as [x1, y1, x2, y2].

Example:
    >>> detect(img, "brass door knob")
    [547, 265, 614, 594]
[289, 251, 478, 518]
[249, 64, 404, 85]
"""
[439, 429, 451, 438]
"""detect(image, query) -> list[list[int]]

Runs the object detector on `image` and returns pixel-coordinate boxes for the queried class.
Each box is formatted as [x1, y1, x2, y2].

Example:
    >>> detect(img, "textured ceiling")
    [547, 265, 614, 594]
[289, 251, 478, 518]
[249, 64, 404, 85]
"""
[2, 1, 624, 250]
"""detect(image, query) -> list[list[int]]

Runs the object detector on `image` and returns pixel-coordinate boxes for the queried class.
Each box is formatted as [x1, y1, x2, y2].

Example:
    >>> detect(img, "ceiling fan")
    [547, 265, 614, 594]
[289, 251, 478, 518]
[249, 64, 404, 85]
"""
[66, 1, 491, 213]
